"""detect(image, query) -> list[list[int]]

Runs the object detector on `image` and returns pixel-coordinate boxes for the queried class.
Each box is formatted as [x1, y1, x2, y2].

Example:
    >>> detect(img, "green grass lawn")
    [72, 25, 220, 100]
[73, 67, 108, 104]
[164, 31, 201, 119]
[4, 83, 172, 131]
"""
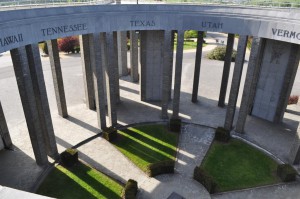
[174, 40, 207, 50]
[37, 162, 123, 199]
[201, 139, 281, 192]
[112, 124, 179, 173]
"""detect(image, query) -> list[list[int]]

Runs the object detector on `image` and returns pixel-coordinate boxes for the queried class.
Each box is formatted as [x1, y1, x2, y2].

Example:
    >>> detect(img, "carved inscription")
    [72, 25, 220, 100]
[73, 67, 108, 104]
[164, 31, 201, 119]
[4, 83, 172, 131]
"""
[0, 34, 23, 47]
[202, 22, 223, 29]
[130, 20, 155, 27]
[272, 28, 300, 40]
[41, 23, 87, 36]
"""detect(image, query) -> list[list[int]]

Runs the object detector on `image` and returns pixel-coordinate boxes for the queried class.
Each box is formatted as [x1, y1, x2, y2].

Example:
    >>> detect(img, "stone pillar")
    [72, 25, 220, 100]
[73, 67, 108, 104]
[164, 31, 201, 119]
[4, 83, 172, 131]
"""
[117, 31, 128, 76]
[47, 39, 68, 118]
[26, 44, 59, 159]
[218, 33, 235, 107]
[140, 30, 165, 101]
[161, 30, 173, 119]
[289, 126, 300, 165]
[172, 30, 184, 119]
[251, 40, 300, 122]
[113, 32, 121, 103]
[79, 34, 95, 110]
[103, 32, 118, 126]
[168, 31, 175, 100]
[130, 31, 139, 82]
[88, 33, 107, 129]
[191, 31, 204, 103]
[100, 34, 108, 106]
[224, 35, 248, 131]
[274, 44, 300, 122]
[11, 47, 48, 166]
[0, 102, 12, 149]
[235, 38, 265, 133]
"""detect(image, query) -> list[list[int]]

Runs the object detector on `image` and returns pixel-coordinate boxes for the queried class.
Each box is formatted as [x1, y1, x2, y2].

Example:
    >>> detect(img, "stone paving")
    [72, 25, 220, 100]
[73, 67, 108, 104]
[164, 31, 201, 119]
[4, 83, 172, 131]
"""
[212, 183, 300, 199]
[175, 124, 214, 178]
[137, 124, 214, 199]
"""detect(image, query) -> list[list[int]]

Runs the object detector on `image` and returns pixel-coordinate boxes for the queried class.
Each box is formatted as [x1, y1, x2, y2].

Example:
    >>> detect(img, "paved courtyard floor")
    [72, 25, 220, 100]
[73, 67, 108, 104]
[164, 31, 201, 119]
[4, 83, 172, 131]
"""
[0, 33, 300, 198]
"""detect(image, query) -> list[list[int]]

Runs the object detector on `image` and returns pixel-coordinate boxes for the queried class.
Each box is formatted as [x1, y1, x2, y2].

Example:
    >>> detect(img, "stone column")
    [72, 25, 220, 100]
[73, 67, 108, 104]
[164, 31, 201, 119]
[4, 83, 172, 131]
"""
[140, 30, 165, 101]
[289, 125, 300, 165]
[168, 31, 175, 100]
[130, 31, 139, 82]
[191, 31, 204, 103]
[11, 47, 48, 166]
[26, 44, 59, 159]
[88, 33, 107, 129]
[218, 33, 235, 107]
[0, 102, 12, 149]
[113, 32, 121, 103]
[172, 30, 184, 119]
[117, 31, 128, 76]
[274, 44, 300, 122]
[79, 34, 95, 110]
[103, 32, 118, 126]
[224, 35, 248, 131]
[161, 30, 173, 119]
[251, 40, 300, 122]
[47, 39, 68, 118]
[235, 38, 265, 133]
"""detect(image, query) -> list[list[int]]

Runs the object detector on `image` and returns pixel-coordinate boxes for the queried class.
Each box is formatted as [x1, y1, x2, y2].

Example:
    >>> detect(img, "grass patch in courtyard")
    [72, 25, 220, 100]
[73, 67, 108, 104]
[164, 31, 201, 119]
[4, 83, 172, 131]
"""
[174, 40, 207, 50]
[112, 124, 179, 173]
[201, 139, 281, 192]
[37, 162, 123, 199]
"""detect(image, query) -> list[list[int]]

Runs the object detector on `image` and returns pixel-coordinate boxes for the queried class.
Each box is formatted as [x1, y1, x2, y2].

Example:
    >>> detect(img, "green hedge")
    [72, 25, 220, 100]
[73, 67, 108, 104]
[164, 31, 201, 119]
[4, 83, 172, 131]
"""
[122, 179, 138, 199]
[146, 160, 175, 177]
[102, 126, 118, 142]
[215, 127, 230, 142]
[184, 30, 207, 39]
[60, 148, 78, 167]
[193, 166, 217, 194]
[207, 46, 237, 62]
[277, 164, 297, 182]
[169, 118, 181, 133]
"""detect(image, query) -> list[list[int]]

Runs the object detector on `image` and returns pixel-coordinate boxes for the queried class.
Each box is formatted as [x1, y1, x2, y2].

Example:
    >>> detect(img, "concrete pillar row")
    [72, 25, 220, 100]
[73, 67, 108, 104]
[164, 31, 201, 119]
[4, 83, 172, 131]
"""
[172, 30, 185, 119]
[102, 32, 118, 126]
[47, 39, 68, 118]
[26, 44, 59, 159]
[161, 30, 173, 119]
[0, 102, 13, 149]
[130, 31, 139, 82]
[218, 33, 235, 107]
[79, 34, 96, 110]
[224, 35, 248, 131]
[235, 37, 265, 133]
[191, 31, 204, 103]
[10, 46, 48, 166]
[117, 31, 128, 76]
[88, 33, 107, 129]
